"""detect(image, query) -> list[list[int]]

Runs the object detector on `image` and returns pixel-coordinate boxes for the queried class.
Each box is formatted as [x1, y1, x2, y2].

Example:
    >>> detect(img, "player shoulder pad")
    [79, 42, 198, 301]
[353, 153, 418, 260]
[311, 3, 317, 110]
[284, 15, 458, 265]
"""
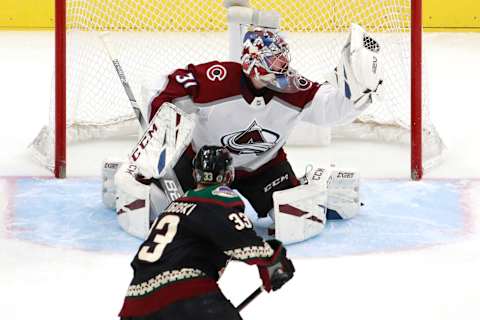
[274, 78, 322, 110]
[188, 61, 243, 104]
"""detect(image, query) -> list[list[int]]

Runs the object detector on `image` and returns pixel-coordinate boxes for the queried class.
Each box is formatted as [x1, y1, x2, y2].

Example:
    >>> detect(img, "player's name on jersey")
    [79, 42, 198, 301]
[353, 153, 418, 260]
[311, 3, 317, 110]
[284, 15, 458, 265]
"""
[164, 202, 197, 216]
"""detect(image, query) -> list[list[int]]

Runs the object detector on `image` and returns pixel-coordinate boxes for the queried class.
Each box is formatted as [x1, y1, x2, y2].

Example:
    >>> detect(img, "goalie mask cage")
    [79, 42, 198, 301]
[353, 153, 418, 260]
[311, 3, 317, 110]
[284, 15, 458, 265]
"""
[34, 0, 444, 179]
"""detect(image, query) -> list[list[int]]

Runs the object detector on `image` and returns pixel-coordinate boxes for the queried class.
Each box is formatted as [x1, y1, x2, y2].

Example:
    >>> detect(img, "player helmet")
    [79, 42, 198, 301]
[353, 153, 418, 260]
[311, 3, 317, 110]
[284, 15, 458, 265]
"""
[193, 146, 235, 185]
[241, 27, 311, 93]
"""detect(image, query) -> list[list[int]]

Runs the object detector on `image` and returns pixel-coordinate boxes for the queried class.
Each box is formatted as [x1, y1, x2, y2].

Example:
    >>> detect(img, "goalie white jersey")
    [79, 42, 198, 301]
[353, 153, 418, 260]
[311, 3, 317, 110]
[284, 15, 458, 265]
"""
[148, 61, 368, 175]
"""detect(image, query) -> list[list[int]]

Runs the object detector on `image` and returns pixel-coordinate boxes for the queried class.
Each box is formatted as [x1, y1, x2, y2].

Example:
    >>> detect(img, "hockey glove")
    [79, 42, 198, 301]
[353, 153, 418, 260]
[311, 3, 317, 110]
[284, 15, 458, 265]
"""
[330, 23, 383, 109]
[258, 240, 295, 292]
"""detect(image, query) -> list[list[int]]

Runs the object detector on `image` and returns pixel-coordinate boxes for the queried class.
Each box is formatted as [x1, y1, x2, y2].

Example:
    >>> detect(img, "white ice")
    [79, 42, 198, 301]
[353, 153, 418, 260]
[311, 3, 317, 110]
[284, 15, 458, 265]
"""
[1, 31, 480, 320]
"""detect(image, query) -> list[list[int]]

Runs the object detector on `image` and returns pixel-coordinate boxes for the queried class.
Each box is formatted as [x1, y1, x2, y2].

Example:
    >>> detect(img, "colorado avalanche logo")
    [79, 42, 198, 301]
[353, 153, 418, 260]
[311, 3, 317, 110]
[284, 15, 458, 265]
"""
[221, 121, 280, 155]
[206, 64, 227, 81]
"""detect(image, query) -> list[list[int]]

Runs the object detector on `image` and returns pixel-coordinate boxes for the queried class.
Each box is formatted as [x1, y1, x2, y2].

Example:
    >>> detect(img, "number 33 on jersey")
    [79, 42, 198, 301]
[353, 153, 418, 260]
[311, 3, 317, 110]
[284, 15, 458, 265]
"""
[135, 185, 265, 266]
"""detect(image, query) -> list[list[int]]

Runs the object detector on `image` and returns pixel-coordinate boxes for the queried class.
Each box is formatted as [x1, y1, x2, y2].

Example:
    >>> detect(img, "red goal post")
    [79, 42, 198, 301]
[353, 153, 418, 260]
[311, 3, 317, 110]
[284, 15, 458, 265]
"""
[411, 0, 423, 180]
[55, 0, 66, 178]
[48, 0, 442, 179]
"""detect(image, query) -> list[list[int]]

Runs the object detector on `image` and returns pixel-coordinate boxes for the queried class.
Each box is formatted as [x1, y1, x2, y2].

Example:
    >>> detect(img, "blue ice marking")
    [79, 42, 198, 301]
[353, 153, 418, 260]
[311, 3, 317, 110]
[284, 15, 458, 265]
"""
[10, 178, 141, 253]
[6, 178, 470, 257]
[246, 180, 469, 257]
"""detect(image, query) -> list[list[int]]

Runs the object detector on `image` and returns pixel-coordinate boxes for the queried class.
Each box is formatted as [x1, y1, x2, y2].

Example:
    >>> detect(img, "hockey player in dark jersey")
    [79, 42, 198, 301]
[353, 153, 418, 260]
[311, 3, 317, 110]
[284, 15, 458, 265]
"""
[107, 5, 382, 244]
[119, 146, 295, 320]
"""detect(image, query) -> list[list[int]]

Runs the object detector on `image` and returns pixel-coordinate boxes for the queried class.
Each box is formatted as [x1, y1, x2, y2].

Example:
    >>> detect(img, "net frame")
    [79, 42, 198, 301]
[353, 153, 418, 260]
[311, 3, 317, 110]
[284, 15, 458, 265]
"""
[48, 0, 437, 179]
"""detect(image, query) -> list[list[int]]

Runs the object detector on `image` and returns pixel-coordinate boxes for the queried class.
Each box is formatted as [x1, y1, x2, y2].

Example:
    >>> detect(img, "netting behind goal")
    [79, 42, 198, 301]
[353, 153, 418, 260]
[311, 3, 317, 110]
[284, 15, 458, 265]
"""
[31, 0, 444, 176]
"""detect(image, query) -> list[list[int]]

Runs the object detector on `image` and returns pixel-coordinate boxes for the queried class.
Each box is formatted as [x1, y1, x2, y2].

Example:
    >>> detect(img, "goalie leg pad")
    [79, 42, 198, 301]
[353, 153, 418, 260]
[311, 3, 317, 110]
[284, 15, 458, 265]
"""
[302, 167, 361, 220]
[132, 102, 195, 180]
[115, 162, 151, 239]
[273, 183, 327, 245]
[102, 157, 124, 209]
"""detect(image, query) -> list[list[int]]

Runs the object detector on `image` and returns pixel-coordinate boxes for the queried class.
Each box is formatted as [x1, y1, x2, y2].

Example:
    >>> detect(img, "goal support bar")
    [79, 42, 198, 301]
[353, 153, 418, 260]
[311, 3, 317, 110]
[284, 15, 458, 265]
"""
[411, 0, 423, 180]
[55, 0, 66, 178]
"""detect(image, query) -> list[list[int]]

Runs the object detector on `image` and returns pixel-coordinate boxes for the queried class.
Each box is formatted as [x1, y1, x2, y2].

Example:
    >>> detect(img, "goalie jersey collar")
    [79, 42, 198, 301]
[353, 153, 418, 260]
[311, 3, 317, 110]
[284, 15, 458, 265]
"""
[240, 73, 275, 106]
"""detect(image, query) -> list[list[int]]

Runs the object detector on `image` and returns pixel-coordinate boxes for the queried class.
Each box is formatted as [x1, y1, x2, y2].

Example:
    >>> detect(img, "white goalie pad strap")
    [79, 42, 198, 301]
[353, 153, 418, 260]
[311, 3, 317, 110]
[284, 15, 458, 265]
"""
[102, 157, 124, 209]
[115, 162, 151, 239]
[273, 184, 327, 245]
[130, 102, 194, 179]
[331, 23, 382, 108]
[303, 167, 361, 220]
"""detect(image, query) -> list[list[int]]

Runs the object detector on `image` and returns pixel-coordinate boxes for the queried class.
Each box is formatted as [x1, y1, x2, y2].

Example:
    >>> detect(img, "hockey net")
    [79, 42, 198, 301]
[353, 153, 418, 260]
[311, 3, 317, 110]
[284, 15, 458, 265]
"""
[31, 0, 444, 177]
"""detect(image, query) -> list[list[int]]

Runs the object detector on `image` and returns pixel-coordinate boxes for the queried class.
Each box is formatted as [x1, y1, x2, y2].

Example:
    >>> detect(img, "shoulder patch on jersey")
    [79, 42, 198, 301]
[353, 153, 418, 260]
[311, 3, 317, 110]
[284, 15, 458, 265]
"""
[212, 186, 237, 198]
[187, 61, 243, 104]
[294, 75, 314, 91]
[206, 64, 227, 82]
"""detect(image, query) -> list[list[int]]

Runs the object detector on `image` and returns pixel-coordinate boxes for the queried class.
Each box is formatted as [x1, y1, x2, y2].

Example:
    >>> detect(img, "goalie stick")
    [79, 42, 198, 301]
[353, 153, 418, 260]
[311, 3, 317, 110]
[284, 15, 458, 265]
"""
[99, 32, 148, 130]
[99, 32, 187, 203]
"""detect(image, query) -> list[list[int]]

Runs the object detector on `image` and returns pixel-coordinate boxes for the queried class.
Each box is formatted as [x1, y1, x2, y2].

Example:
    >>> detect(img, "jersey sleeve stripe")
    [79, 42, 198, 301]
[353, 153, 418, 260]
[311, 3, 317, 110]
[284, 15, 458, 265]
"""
[224, 242, 275, 264]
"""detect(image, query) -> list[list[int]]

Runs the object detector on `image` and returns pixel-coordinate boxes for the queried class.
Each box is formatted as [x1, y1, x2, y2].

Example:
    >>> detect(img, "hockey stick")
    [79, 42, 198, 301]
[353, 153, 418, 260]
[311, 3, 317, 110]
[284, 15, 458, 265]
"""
[236, 286, 264, 312]
[99, 32, 148, 130]
[99, 32, 188, 202]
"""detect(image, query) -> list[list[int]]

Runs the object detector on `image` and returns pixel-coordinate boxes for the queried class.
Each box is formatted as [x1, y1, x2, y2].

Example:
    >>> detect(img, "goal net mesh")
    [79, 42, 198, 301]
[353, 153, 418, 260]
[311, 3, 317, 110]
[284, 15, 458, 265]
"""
[31, 0, 444, 171]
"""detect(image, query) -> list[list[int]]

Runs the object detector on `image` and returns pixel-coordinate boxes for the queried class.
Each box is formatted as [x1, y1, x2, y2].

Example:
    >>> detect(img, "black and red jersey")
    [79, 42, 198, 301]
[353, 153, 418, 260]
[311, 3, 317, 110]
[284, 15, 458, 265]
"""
[119, 185, 275, 317]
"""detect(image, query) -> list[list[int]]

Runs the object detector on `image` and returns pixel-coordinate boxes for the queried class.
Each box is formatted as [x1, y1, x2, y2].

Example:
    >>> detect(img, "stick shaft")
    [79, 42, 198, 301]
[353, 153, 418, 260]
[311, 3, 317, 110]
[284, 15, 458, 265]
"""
[99, 32, 148, 130]
[236, 286, 264, 312]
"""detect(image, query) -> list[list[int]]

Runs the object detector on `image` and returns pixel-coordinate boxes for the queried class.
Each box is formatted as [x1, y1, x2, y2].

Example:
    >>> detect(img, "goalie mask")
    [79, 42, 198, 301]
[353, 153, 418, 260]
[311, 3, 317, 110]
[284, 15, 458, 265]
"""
[193, 146, 235, 186]
[241, 27, 309, 93]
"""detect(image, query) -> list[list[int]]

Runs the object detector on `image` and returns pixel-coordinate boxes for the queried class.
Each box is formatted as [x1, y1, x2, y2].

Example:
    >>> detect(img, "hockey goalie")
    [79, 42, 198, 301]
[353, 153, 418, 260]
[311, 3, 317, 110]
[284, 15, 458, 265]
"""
[103, 3, 383, 244]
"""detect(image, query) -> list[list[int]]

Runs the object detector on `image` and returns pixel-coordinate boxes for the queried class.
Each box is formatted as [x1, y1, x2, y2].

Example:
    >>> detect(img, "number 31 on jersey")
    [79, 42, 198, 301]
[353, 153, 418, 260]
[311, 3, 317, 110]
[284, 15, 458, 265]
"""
[175, 72, 197, 89]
